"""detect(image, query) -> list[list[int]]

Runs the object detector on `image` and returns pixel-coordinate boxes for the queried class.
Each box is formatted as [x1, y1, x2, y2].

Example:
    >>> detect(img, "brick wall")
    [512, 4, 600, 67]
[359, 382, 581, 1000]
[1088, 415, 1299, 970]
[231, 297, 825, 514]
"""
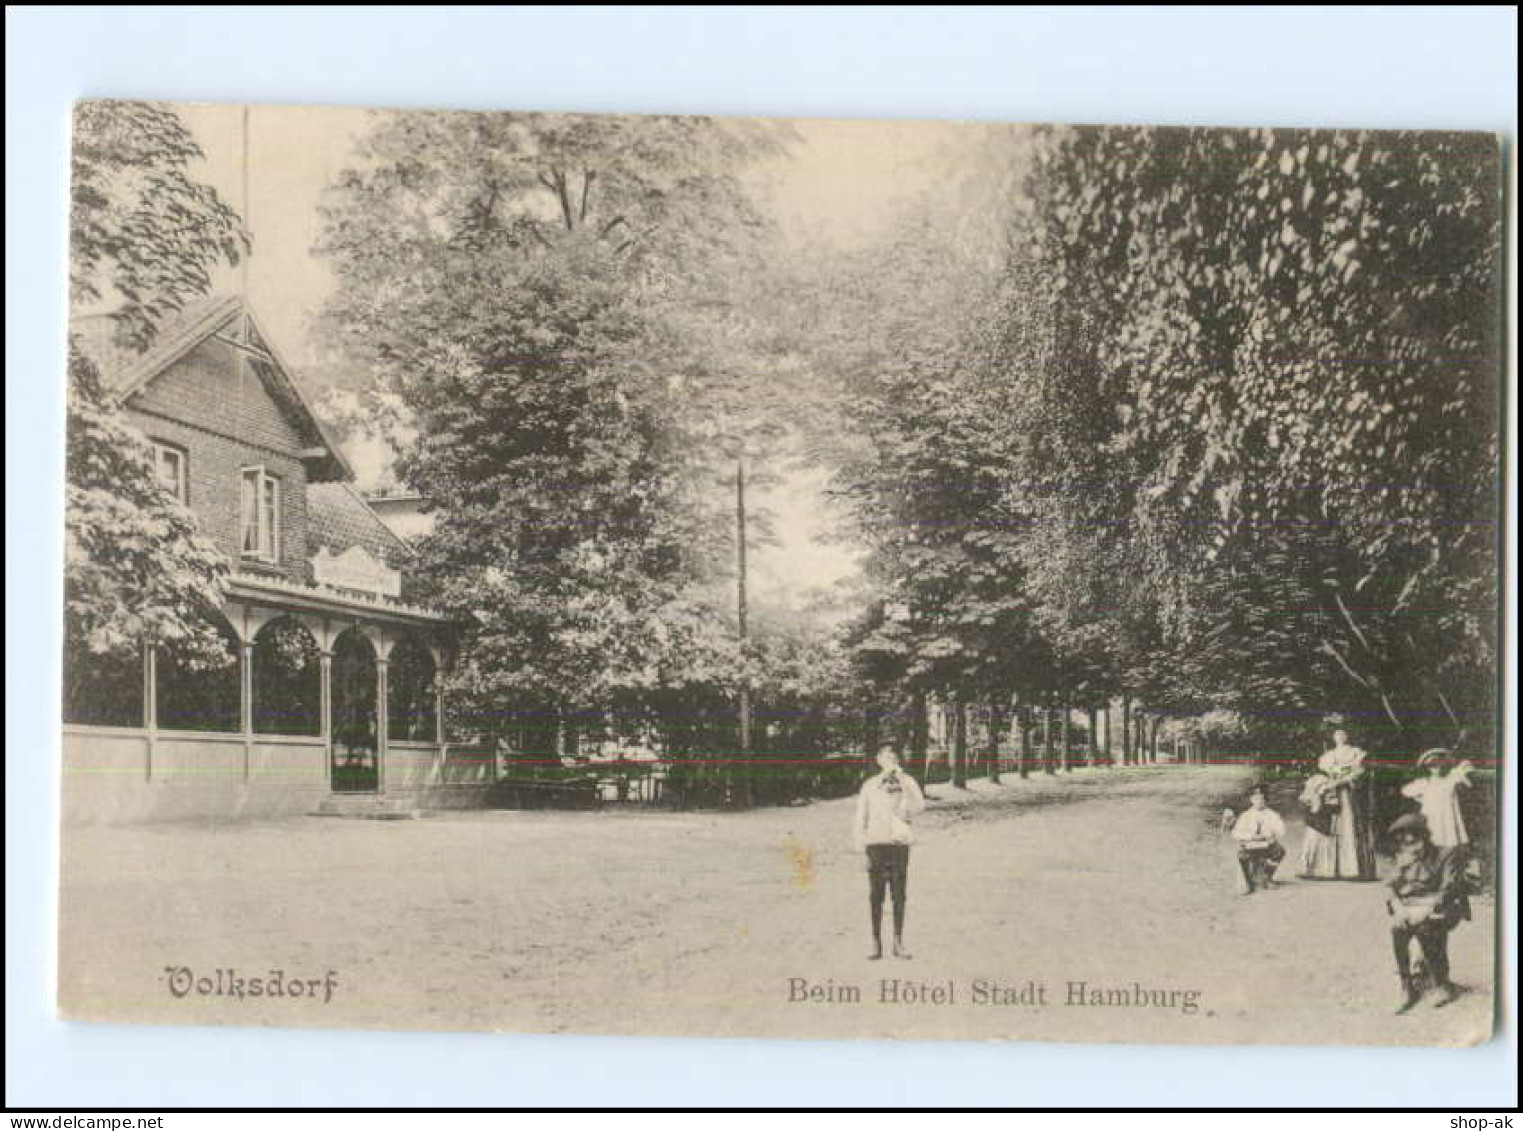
[133, 337, 308, 454]
[125, 341, 315, 585]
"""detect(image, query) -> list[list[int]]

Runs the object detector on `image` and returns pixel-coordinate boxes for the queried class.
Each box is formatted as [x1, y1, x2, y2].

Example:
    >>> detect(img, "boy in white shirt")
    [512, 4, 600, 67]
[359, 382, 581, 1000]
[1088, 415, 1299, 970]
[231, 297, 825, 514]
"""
[853, 747, 926, 960]
[1231, 785, 1287, 893]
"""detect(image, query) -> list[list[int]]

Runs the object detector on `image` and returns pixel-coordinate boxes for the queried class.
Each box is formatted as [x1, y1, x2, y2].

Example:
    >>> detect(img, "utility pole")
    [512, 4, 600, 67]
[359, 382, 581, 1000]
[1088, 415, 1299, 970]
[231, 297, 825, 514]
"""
[242, 106, 251, 292]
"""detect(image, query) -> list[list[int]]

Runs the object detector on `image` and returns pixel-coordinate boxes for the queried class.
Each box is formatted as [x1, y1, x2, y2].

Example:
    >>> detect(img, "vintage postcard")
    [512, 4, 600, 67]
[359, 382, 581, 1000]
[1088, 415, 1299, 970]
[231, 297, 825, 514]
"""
[58, 101, 1504, 1046]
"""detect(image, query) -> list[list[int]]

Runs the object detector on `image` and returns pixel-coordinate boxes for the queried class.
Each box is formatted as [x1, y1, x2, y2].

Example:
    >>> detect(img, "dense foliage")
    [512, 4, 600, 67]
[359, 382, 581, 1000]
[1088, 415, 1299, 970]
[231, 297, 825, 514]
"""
[1025, 126, 1502, 756]
[827, 125, 1502, 772]
[317, 110, 808, 770]
[319, 114, 1502, 795]
[65, 102, 248, 701]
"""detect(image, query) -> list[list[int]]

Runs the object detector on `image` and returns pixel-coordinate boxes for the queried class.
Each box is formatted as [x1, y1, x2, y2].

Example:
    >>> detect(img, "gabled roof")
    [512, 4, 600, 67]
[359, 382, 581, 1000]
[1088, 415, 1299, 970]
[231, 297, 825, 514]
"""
[307, 481, 416, 570]
[72, 295, 354, 483]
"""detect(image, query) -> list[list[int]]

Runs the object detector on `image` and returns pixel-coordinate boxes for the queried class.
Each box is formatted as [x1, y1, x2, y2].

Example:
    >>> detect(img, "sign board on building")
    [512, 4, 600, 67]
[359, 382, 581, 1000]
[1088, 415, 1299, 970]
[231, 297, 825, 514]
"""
[311, 545, 402, 598]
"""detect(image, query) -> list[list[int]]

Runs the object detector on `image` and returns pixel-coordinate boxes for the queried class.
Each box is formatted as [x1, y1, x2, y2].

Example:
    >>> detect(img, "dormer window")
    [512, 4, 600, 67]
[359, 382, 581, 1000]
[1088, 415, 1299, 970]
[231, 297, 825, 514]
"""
[151, 441, 188, 503]
[240, 466, 282, 563]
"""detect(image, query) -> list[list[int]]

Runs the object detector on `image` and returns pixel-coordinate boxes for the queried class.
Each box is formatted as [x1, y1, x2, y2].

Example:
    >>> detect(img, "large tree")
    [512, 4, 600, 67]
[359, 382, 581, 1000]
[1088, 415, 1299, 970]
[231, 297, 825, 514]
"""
[807, 141, 1069, 782]
[819, 121, 1502, 778]
[316, 109, 795, 757]
[1019, 125, 1504, 755]
[64, 101, 249, 717]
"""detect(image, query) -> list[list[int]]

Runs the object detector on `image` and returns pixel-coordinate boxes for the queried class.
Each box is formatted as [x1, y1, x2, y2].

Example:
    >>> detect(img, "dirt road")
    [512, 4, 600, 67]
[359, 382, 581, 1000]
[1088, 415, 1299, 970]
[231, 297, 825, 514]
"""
[58, 765, 1493, 1045]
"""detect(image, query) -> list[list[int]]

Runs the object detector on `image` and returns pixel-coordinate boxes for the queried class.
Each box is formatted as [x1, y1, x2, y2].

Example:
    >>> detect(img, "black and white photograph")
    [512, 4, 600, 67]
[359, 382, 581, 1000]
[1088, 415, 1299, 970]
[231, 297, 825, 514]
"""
[54, 98, 1504, 1050]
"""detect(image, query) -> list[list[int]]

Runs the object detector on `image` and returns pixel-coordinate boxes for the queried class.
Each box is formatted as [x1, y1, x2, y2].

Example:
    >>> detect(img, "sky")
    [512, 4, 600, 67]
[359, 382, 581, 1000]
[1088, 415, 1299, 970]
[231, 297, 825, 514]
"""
[173, 103, 964, 609]
[177, 104, 957, 365]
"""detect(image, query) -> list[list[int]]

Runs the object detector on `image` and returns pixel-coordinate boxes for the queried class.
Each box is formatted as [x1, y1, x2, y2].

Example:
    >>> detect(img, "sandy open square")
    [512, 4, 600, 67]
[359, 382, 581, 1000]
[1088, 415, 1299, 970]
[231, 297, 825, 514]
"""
[58, 766, 1494, 1046]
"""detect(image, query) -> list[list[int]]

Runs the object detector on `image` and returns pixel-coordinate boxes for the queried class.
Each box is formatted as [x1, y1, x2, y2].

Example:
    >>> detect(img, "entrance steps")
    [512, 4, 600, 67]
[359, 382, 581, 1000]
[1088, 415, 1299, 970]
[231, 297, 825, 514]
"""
[312, 795, 420, 820]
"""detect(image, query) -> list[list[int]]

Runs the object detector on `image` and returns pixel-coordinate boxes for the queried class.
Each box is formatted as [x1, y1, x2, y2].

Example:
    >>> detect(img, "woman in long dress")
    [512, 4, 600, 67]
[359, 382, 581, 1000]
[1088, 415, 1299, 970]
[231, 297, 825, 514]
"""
[1313, 729, 1376, 880]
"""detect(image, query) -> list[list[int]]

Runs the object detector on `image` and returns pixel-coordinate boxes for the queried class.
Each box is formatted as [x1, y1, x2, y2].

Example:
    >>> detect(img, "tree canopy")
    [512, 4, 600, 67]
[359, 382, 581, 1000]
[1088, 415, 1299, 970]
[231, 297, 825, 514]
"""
[817, 123, 1501, 765]
[317, 112, 1503, 776]
[317, 109, 802, 754]
[66, 101, 249, 670]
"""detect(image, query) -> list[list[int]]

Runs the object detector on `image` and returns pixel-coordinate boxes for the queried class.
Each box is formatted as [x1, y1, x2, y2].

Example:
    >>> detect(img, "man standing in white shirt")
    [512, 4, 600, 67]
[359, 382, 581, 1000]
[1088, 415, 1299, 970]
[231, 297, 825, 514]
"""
[1231, 785, 1287, 893]
[853, 747, 926, 960]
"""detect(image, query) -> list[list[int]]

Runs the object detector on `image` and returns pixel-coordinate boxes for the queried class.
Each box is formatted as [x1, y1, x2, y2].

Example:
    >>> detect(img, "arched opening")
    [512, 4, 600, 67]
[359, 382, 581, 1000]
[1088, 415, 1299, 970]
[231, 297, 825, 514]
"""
[156, 615, 240, 732]
[62, 627, 143, 728]
[388, 633, 438, 741]
[252, 616, 321, 736]
[331, 627, 379, 793]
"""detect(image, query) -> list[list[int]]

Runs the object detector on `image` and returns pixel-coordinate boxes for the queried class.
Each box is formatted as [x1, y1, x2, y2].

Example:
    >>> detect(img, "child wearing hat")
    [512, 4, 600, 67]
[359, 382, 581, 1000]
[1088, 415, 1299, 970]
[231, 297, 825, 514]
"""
[1400, 749, 1473, 849]
[1385, 812, 1471, 1013]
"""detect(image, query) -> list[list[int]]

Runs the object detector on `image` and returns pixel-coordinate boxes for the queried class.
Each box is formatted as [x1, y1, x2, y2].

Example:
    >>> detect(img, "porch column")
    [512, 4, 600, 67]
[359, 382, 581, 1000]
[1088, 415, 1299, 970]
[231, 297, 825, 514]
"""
[428, 645, 448, 784]
[240, 640, 254, 781]
[434, 682, 447, 782]
[375, 656, 390, 796]
[319, 648, 334, 776]
[142, 640, 157, 781]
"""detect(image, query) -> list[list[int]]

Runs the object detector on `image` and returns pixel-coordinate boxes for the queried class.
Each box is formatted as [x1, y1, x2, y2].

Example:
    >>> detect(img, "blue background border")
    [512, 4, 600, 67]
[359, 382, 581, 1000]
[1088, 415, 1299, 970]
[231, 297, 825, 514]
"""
[7, 5, 1516, 1109]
